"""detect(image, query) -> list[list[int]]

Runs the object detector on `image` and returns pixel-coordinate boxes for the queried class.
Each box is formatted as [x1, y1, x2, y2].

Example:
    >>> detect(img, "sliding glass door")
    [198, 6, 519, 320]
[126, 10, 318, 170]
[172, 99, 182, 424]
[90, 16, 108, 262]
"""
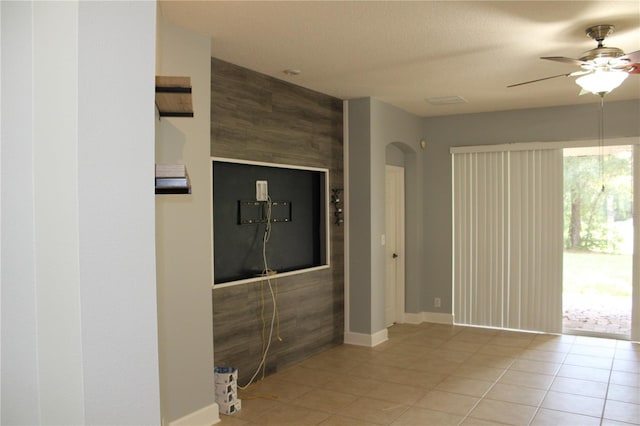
[452, 138, 639, 341]
[562, 145, 633, 339]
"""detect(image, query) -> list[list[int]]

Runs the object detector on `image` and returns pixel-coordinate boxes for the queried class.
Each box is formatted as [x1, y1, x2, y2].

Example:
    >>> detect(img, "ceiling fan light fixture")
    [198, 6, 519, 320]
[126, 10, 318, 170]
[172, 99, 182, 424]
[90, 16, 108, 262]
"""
[575, 70, 628, 94]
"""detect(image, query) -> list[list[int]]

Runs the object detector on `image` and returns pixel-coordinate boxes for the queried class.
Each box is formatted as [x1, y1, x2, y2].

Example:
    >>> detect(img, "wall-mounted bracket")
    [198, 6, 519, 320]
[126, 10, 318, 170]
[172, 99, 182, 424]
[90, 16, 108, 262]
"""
[238, 200, 292, 225]
[331, 188, 344, 225]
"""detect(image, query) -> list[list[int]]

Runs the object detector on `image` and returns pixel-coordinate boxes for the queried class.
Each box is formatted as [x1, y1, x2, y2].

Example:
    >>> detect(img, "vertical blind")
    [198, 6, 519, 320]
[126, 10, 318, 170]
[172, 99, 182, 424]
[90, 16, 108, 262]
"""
[452, 149, 564, 333]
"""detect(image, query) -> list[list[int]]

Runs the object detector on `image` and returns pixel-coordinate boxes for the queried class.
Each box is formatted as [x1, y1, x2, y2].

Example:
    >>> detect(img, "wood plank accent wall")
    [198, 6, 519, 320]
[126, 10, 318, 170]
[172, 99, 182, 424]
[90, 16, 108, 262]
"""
[210, 58, 344, 385]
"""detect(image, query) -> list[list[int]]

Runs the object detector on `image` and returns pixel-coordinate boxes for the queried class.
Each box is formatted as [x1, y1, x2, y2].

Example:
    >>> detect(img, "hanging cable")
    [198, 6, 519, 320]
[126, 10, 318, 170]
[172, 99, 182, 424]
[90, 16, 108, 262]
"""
[274, 276, 282, 342]
[599, 93, 606, 192]
[239, 195, 281, 390]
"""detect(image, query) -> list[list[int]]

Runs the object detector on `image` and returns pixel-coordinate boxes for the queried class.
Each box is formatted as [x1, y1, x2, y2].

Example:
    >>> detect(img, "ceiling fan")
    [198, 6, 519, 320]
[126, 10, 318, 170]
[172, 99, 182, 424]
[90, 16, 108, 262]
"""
[508, 24, 640, 94]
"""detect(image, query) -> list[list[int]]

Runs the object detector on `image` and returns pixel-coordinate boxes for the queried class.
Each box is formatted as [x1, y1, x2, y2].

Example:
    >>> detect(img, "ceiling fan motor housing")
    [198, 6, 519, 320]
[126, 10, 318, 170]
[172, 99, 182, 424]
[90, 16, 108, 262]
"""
[580, 25, 630, 69]
[586, 24, 615, 44]
[580, 46, 626, 64]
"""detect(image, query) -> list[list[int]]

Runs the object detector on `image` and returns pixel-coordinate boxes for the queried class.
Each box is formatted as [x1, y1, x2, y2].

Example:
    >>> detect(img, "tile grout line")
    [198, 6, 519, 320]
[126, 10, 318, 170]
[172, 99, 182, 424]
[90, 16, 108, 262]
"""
[455, 365, 509, 425]
[456, 335, 577, 426]
[456, 339, 527, 426]
[524, 338, 573, 426]
[600, 341, 620, 426]
[609, 343, 623, 424]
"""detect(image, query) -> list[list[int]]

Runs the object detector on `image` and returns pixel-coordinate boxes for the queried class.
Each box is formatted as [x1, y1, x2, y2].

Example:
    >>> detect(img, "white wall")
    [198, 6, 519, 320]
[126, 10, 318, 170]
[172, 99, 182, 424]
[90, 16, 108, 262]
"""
[34, 2, 84, 422]
[1, 2, 160, 424]
[155, 16, 217, 425]
[77, 3, 160, 422]
[1, 3, 40, 422]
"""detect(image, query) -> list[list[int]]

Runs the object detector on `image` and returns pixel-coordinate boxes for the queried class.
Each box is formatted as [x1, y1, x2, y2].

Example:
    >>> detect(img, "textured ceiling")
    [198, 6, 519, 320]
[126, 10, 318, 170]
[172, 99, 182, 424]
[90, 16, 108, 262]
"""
[160, 1, 640, 117]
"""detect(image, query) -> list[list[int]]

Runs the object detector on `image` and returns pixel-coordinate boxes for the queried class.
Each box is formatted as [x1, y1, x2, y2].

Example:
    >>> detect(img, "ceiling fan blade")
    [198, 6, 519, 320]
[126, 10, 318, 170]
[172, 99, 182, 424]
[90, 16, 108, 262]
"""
[619, 49, 640, 63]
[541, 56, 587, 66]
[507, 72, 573, 88]
[570, 70, 591, 77]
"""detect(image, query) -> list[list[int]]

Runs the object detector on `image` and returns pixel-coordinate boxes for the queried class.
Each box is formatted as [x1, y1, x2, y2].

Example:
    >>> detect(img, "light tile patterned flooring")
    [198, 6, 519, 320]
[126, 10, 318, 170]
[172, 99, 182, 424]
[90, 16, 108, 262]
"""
[219, 323, 640, 425]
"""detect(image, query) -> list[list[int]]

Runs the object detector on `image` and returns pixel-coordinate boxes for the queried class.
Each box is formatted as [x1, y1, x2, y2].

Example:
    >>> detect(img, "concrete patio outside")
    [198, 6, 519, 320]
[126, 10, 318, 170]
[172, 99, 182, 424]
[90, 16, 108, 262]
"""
[563, 294, 631, 337]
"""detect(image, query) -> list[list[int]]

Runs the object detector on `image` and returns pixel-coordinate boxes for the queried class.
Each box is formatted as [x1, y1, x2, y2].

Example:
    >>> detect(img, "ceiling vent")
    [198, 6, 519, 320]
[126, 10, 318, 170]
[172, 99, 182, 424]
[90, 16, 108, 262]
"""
[426, 95, 468, 105]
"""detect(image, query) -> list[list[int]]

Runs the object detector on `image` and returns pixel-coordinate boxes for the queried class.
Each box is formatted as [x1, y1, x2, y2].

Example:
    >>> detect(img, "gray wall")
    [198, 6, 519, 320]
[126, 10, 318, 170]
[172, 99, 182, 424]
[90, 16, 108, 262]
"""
[421, 99, 640, 314]
[155, 17, 216, 424]
[348, 98, 425, 335]
[347, 98, 373, 333]
[210, 58, 344, 385]
[349, 97, 640, 333]
[386, 144, 406, 167]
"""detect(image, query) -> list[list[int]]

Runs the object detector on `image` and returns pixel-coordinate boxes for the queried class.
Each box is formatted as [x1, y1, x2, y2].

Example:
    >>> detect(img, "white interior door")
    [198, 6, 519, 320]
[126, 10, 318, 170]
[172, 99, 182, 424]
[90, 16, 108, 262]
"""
[385, 165, 405, 327]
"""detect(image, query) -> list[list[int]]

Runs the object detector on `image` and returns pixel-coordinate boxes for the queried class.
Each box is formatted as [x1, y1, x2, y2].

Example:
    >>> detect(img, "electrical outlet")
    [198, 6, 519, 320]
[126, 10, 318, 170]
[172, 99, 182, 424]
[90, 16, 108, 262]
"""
[256, 180, 268, 201]
[434, 297, 441, 308]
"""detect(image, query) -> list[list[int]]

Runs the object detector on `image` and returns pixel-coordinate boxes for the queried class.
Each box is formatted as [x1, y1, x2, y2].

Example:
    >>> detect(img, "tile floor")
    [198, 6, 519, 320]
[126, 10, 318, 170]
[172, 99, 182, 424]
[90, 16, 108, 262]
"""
[219, 323, 640, 425]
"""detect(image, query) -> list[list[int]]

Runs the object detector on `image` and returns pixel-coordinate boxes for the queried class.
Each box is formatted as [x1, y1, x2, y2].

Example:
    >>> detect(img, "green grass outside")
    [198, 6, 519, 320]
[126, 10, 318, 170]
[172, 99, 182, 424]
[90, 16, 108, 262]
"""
[563, 250, 632, 297]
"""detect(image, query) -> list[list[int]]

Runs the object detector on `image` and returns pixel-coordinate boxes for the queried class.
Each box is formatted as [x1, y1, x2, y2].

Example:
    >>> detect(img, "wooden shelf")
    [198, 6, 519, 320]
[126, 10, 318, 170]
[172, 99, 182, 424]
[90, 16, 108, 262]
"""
[155, 186, 191, 195]
[155, 164, 191, 195]
[155, 76, 194, 117]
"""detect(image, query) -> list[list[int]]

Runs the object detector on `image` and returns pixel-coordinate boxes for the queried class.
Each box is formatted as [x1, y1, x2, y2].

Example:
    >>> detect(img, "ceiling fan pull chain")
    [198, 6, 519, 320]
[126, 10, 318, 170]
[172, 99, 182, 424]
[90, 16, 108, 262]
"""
[599, 93, 606, 192]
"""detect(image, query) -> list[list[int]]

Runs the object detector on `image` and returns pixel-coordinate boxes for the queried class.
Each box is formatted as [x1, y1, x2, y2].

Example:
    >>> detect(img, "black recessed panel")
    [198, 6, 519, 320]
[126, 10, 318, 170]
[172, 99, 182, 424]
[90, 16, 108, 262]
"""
[212, 160, 326, 283]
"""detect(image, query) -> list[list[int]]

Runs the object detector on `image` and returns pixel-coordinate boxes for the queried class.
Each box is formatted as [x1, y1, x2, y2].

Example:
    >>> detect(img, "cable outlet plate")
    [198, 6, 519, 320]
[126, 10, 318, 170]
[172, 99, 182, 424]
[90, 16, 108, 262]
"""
[256, 180, 268, 201]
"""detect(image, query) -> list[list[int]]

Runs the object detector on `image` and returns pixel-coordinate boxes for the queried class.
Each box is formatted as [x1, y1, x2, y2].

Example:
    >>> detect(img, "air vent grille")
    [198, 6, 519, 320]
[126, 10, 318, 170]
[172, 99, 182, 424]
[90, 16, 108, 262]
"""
[426, 95, 468, 105]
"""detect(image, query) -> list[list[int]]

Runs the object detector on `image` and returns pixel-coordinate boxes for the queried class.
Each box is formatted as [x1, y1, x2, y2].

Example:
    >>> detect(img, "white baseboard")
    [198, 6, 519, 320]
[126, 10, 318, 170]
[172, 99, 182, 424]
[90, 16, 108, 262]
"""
[169, 402, 220, 426]
[403, 312, 454, 325]
[344, 328, 388, 347]
[403, 312, 424, 324]
[423, 312, 454, 324]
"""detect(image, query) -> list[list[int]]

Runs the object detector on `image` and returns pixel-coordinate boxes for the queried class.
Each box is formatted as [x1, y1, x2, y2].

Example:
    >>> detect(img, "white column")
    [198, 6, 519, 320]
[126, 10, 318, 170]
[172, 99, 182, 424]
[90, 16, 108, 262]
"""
[1, 2, 41, 422]
[33, 2, 84, 422]
[1, 2, 160, 424]
[77, 2, 160, 423]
